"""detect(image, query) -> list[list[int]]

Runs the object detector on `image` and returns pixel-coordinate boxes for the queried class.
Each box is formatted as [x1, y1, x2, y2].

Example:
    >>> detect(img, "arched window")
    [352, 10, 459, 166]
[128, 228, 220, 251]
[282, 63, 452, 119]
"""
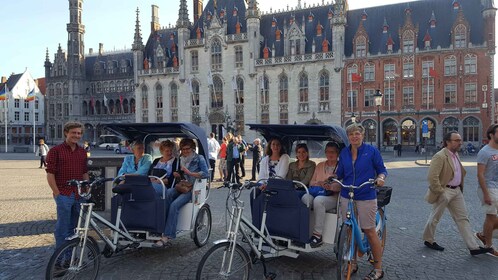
[95, 100, 101, 115]
[108, 100, 115, 114]
[115, 99, 121, 114]
[141, 85, 148, 122]
[170, 83, 178, 122]
[82, 101, 88, 116]
[319, 71, 330, 111]
[299, 73, 309, 112]
[212, 76, 223, 108]
[116, 81, 122, 91]
[454, 24, 467, 48]
[211, 38, 222, 70]
[109, 81, 115, 92]
[401, 119, 416, 146]
[123, 99, 129, 114]
[402, 30, 414, 53]
[444, 56, 457, 76]
[260, 75, 270, 124]
[63, 83, 68, 95]
[463, 117, 479, 142]
[156, 84, 163, 122]
[279, 75, 288, 124]
[355, 36, 366, 57]
[442, 117, 459, 135]
[362, 119, 377, 145]
[382, 119, 398, 146]
[235, 77, 244, 104]
[130, 98, 136, 114]
[191, 80, 200, 107]
[464, 54, 477, 74]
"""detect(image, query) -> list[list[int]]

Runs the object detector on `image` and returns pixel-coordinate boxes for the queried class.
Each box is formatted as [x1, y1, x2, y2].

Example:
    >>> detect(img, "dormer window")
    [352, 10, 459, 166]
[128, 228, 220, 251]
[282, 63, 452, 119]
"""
[276, 29, 282, 41]
[316, 23, 323, 36]
[454, 24, 466, 48]
[322, 39, 329, 52]
[356, 36, 366, 57]
[402, 30, 414, 53]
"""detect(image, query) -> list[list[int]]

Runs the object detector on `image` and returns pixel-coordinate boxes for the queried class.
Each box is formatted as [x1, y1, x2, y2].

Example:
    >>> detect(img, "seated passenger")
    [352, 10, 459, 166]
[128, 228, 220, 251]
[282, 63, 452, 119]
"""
[118, 140, 153, 176]
[259, 138, 290, 181]
[153, 138, 209, 247]
[286, 143, 316, 187]
[149, 140, 178, 195]
[301, 142, 340, 247]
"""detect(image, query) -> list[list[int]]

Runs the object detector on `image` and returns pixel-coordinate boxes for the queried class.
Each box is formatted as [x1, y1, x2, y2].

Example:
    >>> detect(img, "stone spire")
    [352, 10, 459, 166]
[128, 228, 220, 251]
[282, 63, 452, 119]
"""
[177, 0, 190, 28]
[132, 8, 144, 51]
[247, 0, 260, 18]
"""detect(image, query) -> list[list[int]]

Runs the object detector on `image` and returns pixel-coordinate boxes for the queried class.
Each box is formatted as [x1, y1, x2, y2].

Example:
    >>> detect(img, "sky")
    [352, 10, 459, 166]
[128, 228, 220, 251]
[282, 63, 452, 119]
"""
[1, 0, 495, 83]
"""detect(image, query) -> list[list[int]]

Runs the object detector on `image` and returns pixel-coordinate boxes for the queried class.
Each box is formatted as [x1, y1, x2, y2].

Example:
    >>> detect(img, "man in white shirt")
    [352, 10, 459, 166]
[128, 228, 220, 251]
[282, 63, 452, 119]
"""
[207, 133, 220, 182]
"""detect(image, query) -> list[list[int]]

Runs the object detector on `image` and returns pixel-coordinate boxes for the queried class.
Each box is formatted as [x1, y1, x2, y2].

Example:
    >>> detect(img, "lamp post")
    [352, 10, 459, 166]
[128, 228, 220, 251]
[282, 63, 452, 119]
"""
[374, 90, 383, 150]
[351, 112, 357, 124]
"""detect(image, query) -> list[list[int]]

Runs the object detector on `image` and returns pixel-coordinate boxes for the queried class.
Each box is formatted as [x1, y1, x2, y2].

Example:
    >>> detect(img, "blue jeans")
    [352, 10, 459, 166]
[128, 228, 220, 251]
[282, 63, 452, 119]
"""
[54, 193, 84, 249]
[163, 187, 191, 238]
[152, 182, 166, 197]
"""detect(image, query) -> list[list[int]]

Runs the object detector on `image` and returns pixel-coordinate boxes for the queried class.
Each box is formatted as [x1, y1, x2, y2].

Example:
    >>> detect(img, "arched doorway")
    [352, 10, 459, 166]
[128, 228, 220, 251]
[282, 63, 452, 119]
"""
[420, 118, 436, 146]
[208, 111, 225, 140]
[462, 116, 480, 144]
[401, 119, 416, 146]
[362, 119, 376, 146]
[382, 119, 398, 147]
[442, 117, 459, 136]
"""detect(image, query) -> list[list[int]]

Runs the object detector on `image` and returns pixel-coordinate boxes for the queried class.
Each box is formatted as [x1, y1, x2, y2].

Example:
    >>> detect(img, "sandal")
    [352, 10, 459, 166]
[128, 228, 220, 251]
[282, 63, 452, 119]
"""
[309, 235, 323, 248]
[152, 238, 171, 248]
[364, 269, 384, 280]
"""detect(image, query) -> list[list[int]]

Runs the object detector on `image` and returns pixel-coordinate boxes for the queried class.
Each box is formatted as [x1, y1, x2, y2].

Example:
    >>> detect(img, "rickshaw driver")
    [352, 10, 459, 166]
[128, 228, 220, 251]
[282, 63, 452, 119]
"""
[330, 123, 387, 280]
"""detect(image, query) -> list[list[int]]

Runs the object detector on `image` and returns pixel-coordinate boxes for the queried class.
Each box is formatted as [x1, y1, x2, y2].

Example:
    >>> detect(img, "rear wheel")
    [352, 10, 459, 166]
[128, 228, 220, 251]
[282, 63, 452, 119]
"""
[193, 205, 212, 247]
[369, 208, 387, 264]
[196, 242, 251, 280]
[337, 224, 354, 280]
[45, 237, 100, 280]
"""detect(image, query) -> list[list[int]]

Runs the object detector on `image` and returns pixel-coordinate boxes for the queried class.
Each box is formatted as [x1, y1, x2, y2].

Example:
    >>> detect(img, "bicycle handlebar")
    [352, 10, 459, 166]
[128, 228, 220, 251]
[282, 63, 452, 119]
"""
[67, 177, 115, 199]
[328, 178, 376, 189]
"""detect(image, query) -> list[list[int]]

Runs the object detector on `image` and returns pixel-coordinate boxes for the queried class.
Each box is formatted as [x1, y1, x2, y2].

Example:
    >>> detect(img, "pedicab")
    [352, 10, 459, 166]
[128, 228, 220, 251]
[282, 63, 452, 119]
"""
[104, 122, 213, 249]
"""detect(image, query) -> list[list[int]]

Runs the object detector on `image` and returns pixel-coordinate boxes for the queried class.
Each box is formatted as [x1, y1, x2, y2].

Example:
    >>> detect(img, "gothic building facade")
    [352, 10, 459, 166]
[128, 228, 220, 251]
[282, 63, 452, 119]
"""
[44, 0, 496, 147]
[44, 0, 136, 143]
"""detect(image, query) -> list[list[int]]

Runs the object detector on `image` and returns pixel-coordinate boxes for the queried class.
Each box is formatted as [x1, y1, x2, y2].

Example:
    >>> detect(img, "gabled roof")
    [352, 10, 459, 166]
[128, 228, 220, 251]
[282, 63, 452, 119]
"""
[345, 0, 486, 56]
[190, 0, 248, 39]
[1, 74, 23, 91]
[143, 28, 179, 68]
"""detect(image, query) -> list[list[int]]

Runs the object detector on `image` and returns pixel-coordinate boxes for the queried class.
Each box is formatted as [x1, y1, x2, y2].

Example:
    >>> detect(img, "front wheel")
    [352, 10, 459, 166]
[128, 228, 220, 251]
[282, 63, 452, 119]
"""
[193, 205, 212, 247]
[45, 237, 100, 280]
[196, 242, 251, 280]
[337, 224, 354, 280]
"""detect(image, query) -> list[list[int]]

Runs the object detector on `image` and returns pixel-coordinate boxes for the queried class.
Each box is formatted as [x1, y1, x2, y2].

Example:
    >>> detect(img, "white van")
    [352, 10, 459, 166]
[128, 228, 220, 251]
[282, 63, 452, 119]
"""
[97, 135, 121, 150]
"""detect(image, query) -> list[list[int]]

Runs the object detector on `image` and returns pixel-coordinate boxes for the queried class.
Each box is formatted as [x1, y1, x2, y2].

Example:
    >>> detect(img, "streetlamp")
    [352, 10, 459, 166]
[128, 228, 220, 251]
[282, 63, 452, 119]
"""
[374, 89, 383, 150]
[351, 112, 357, 124]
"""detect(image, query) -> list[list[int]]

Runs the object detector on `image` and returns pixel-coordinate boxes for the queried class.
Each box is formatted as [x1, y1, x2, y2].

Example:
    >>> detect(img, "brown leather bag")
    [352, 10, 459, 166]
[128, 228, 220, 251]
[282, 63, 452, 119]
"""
[175, 180, 193, 193]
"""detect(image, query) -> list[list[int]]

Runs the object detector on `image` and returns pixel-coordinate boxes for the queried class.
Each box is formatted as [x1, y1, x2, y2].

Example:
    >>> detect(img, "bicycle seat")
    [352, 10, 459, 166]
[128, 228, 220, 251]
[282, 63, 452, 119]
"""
[112, 184, 133, 195]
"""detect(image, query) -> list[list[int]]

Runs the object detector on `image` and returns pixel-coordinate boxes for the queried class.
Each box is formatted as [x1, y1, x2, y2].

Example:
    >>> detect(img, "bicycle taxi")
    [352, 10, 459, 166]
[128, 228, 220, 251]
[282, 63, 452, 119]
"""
[45, 123, 212, 279]
[104, 122, 213, 248]
[196, 124, 393, 280]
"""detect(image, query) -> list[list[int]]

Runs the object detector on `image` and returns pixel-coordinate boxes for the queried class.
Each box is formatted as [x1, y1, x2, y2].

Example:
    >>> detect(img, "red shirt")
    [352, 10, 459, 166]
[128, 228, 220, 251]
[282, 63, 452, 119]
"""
[220, 143, 227, 159]
[46, 142, 88, 197]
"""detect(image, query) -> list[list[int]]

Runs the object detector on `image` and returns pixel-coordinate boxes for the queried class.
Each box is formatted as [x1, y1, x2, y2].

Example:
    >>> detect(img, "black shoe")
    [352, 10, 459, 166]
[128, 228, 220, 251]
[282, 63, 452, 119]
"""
[470, 246, 493, 256]
[424, 241, 444, 251]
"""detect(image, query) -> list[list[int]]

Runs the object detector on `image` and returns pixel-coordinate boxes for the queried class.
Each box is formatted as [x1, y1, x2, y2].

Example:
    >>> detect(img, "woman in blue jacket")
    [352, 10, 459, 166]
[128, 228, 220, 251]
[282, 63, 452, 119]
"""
[333, 123, 387, 280]
[118, 140, 152, 176]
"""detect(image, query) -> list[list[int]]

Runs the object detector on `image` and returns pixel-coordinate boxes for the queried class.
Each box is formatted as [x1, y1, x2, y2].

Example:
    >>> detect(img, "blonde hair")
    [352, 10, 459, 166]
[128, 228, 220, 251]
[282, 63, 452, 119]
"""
[345, 123, 364, 135]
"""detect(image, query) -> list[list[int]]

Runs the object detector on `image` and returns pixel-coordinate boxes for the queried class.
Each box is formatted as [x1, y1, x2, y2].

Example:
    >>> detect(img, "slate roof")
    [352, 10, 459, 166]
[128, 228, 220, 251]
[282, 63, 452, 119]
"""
[190, 0, 248, 39]
[0, 74, 23, 92]
[84, 51, 134, 80]
[259, 5, 335, 58]
[344, 0, 487, 56]
[143, 28, 179, 68]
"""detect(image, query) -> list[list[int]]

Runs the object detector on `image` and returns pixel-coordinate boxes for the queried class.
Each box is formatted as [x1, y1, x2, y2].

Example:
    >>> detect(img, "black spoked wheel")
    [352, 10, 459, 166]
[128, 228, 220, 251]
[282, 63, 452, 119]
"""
[337, 224, 354, 280]
[45, 237, 100, 280]
[193, 205, 212, 247]
[196, 242, 251, 280]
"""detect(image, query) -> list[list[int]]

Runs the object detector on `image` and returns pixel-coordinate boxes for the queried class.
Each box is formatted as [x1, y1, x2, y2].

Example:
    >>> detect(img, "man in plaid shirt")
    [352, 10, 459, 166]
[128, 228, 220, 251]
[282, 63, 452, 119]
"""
[46, 122, 89, 249]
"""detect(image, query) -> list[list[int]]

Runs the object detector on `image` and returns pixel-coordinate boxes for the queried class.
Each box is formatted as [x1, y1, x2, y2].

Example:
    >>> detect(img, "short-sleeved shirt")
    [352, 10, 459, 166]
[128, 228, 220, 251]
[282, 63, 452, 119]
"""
[46, 142, 88, 197]
[477, 145, 498, 189]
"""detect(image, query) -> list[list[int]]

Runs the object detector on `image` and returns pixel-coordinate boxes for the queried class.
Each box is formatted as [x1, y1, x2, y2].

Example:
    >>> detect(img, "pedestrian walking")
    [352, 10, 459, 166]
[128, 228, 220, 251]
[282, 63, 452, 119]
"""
[397, 143, 402, 157]
[218, 136, 228, 181]
[226, 135, 244, 183]
[238, 135, 249, 178]
[207, 132, 220, 182]
[250, 138, 263, 181]
[36, 139, 50, 168]
[422, 131, 491, 255]
[474, 124, 498, 256]
[45, 121, 89, 250]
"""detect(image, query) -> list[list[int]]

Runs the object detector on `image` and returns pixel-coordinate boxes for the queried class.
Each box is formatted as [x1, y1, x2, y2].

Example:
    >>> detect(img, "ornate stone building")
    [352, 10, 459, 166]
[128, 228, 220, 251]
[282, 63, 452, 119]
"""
[342, 0, 496, 149]
[44, 0, 135, 143]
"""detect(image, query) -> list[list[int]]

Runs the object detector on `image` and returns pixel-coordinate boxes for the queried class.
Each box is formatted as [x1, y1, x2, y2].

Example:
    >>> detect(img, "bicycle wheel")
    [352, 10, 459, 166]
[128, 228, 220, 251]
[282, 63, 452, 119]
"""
[45, 237, 100, 280]
[193, 204, 212, 247]
[336, 224, 354, 280]
[196, 241, 251, 280]
[377, 208, 387, 250]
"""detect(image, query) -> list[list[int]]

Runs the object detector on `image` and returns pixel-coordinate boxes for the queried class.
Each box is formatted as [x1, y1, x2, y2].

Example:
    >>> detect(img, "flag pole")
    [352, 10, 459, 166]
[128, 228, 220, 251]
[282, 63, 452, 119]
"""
[33, 94, 36, 153]
[4, 86, 7, 153]
[349, 73, 353, 114]
[427, 71, 430, 110]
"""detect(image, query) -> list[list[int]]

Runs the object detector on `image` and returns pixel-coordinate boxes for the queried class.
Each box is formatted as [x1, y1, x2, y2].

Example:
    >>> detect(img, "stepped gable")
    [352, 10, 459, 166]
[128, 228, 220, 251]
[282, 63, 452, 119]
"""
[85, 51, 134, 79]
[344, 0, 486, 56]
[190, 0, 248, 39]
[259, 4, 335, 58]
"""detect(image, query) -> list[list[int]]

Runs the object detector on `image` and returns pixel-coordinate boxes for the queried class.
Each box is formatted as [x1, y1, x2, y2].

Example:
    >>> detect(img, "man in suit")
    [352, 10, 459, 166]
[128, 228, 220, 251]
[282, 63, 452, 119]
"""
[423, 131, 491, 255]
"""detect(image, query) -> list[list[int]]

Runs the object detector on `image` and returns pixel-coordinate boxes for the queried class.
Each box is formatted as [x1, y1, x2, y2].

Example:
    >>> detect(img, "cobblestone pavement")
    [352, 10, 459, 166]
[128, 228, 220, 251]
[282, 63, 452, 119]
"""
[1, 153, 497, 279]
